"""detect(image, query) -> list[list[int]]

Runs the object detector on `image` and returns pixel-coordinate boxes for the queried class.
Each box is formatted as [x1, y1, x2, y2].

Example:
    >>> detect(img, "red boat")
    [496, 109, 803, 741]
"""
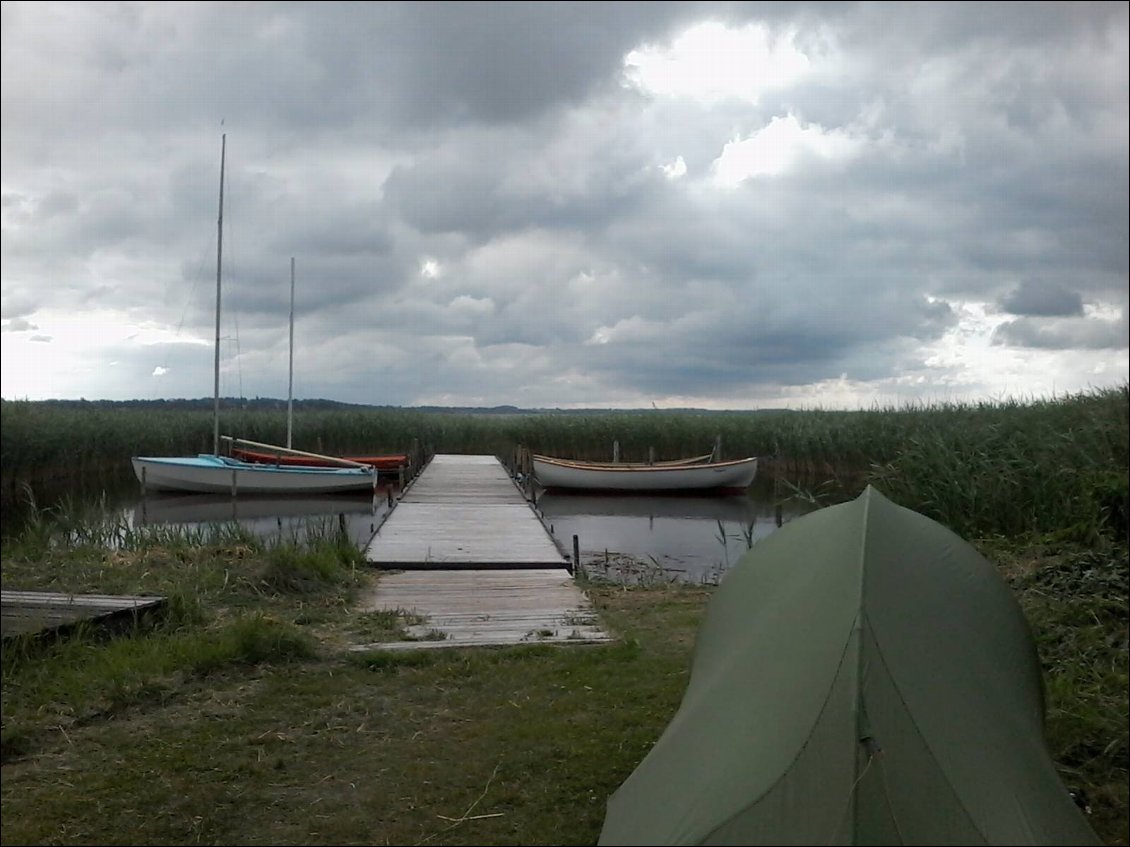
[231, 447, 407, 471]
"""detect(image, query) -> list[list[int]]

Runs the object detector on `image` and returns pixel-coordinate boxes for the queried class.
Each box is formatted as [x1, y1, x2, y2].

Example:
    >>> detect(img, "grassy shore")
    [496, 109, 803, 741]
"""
[2, 389, 1127, 844]
[1, 518, 1126, 846]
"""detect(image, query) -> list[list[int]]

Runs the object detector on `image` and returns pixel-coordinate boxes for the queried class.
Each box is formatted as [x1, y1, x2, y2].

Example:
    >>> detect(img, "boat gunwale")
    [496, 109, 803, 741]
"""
[230, 447, 407, 469]
[531, 455, 757, 474]
[134, 455, 376, 477]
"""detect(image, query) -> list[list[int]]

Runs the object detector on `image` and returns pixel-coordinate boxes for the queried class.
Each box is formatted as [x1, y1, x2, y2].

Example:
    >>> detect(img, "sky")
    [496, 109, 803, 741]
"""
[2, 1, 1127, 411]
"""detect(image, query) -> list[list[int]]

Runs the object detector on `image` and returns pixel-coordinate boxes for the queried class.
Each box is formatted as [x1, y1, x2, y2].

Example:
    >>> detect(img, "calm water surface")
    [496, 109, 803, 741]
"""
[537, 490, 802, 583]
[108, 474, 811, 583]
[121, 488, 393, 549]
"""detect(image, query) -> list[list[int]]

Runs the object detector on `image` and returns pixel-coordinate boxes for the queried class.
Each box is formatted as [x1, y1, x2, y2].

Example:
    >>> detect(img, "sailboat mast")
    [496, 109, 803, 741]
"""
[287, 257, 295, 449]
[213, 133, 226, 457]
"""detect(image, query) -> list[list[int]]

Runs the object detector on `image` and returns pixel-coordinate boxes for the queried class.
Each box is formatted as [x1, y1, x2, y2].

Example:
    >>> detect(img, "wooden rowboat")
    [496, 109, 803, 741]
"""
[532, 454, 758, 494]
[230, 447, 407, 471]
[540, 453, 716, 470]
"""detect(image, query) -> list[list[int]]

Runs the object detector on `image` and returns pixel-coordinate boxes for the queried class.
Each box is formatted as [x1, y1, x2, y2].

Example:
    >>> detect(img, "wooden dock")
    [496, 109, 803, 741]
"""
[350, 568, 613, 651]
[1, 590, 166, 640]
[359, 454, 612, 650]
[365, 454, 568, 568]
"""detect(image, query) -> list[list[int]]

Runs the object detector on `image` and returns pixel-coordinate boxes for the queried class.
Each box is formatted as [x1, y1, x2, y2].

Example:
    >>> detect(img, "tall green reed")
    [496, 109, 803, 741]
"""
[4, 385, 1126, 541]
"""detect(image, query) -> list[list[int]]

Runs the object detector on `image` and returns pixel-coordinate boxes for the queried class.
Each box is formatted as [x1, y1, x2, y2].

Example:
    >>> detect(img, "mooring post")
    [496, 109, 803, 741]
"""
[572, 534, 580, 577]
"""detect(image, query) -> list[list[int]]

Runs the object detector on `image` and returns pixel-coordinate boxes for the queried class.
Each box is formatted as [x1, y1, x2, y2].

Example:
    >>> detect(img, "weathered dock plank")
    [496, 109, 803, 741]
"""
[350, 568, 613, 651]
[357, 455, 612, 648]
[365, 454, 568, 568]
[1, 590, 166, 639]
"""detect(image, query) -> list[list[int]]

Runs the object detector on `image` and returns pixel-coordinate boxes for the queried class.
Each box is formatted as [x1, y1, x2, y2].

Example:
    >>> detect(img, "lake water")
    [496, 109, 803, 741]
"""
[7, 468, 811, 584]
[126, 488, 393, 548]
[111, 473, 811, 584]
[536, 490, 796, 583]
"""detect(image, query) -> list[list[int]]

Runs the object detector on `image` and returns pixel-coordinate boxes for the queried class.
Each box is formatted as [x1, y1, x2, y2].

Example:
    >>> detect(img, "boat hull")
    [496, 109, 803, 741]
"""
[532, 456, 758, 493]
[132, 455, 377, 495]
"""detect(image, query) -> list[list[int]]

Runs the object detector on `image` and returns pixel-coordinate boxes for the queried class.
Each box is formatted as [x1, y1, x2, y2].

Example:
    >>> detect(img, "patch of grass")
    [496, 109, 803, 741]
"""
[1, 612, 318, 764]
[994, 540, 1130, 843]
[408, 627, 449, 642]
[345, 608, 432, 643]
[0, 582, 692, 845]
[1, 528, 1125, 844]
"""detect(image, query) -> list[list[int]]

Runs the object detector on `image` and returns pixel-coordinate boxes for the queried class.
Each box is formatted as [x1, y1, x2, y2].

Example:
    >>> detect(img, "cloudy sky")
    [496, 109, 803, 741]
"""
[2, 1, 1127, 410]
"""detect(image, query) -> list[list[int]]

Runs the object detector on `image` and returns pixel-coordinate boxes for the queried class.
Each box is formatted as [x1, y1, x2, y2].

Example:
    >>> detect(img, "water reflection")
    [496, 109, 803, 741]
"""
[67, 478, 810, 584]
[130, 491, 389, 548]
[536, 490, 810, 584]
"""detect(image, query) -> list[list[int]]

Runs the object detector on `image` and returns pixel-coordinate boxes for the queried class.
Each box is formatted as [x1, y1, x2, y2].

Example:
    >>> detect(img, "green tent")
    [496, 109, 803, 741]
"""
[599, 486, 1099, 846]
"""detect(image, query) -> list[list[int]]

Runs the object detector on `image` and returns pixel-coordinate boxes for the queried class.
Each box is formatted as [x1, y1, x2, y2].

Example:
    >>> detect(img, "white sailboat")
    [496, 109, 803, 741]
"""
[226, 258, 408, 473]
[131, 135, 377, 496]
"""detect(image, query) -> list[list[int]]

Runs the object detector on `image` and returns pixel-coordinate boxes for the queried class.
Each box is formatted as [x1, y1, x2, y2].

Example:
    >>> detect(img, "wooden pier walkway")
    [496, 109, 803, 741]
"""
[359, 454, 612, 650]
[364, 454, 568, 569]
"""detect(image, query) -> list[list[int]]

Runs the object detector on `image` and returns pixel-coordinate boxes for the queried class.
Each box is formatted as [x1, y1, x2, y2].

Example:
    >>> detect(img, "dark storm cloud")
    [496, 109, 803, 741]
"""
[2, 1, 1126, 406]
[344, 1, 708, 128]
[381, 122, 667, 241]
[999, 281, 1084, 317]
[993, 311, 1129, 351]
[570, 286, 959, 399]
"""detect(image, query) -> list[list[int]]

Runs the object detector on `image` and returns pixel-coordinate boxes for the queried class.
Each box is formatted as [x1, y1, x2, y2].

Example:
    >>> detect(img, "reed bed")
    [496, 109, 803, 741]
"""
[3, 385, 1126, 541]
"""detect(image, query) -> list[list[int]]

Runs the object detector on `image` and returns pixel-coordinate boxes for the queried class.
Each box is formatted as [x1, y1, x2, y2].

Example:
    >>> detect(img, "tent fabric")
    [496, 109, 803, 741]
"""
[598, 485, 1100, 846]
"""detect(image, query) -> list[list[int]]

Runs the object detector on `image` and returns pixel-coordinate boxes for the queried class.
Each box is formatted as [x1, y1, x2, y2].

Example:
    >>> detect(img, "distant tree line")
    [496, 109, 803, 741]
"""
[4, 398, 792, 416]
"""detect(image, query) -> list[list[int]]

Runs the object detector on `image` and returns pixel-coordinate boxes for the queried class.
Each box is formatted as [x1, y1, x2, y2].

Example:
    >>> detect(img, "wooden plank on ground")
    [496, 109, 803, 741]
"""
[1, 590, 166, 639]
[349, 568, 614, 651]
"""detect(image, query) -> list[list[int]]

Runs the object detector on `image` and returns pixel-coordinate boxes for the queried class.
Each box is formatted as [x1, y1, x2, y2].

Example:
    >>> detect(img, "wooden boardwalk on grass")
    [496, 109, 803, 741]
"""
[351, 568, 613, 651]
[359, 455, 612, 650]
[1, 591, 166, 639]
